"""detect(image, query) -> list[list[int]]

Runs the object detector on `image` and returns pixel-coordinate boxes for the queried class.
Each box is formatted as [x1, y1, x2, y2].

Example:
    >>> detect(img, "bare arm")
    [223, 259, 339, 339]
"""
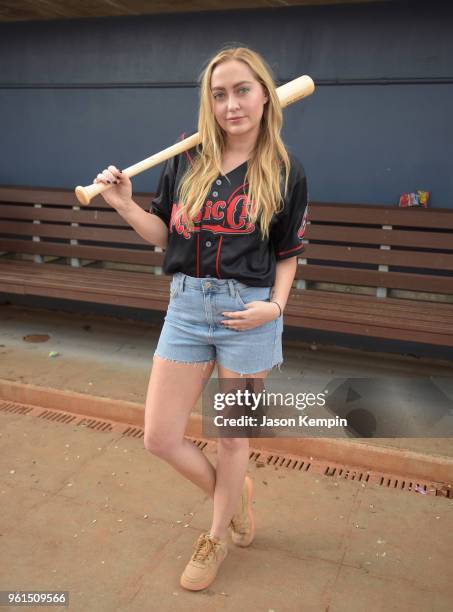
[270, 256, 298, 312]
[117, 198, 168, 249]
[92, 165, 169, 249]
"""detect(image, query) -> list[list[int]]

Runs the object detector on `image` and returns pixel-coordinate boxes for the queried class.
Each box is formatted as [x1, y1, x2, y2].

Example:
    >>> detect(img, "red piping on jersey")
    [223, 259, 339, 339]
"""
[215, 236, 223, 278]
[277, 244, 304, 257]
[196, 233, 200, 277]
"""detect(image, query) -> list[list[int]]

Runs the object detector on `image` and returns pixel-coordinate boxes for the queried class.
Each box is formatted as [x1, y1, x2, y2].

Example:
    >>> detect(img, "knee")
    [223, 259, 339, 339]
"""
[144, 432, 179, 458]
[217, 437, 249, 453]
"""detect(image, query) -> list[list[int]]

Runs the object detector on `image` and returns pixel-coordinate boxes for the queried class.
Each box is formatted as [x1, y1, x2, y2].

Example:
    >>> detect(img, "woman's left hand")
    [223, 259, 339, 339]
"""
[221, 301, 280, 331]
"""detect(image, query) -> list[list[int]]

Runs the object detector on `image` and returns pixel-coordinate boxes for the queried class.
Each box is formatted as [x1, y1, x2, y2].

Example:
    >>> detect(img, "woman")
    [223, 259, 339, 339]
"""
[94, 45, 308, 592]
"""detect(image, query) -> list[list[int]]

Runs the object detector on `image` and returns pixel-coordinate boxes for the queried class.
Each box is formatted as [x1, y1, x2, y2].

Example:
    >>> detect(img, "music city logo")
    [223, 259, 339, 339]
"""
[169, 185, 257, 239]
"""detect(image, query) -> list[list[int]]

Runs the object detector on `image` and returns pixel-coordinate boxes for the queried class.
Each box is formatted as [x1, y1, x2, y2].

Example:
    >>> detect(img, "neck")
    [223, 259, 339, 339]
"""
[224, 126, 259, 157]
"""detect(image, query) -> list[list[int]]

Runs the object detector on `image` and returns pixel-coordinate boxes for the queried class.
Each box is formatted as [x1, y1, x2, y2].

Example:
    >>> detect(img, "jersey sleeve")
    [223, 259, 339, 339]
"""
[270, 163, 309, 261]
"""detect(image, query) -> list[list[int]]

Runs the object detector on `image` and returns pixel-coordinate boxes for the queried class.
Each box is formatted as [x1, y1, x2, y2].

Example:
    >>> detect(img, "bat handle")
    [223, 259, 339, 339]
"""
[75, 181, 112, 206]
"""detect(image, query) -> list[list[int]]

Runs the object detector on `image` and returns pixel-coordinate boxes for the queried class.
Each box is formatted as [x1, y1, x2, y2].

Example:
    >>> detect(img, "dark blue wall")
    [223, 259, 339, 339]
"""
[0, 0, 452, 207]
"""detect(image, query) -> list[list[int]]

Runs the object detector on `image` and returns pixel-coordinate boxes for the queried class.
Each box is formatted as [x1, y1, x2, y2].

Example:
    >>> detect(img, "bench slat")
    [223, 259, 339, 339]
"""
[0, 186, 151, 208]
[290, 291, 453, 324]
[310, 203, 453, 229]
[1, 220, 152, 245]
[282, 312, 453, 347]
[0, 204, 140, 227]
[304, 244, 453, 272]
[306, 225, 452, 250]
[285, 302, 453, 335]
[297, 264, 453, 294]
[0, 261, 170, 292]
[3, 282, 169, 311]
[0, 240, 164, 267]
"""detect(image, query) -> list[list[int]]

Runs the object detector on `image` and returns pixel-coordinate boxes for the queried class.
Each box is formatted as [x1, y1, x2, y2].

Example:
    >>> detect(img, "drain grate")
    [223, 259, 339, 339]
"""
[40, 409, 79, 425]
[0, 401, 34, 416]
[377, 475, 451, 498]
[324, 466, 370, 482]
[252, 450, 311, 472]
[1, 399, 451, 500]
[122, 425, 145, 438]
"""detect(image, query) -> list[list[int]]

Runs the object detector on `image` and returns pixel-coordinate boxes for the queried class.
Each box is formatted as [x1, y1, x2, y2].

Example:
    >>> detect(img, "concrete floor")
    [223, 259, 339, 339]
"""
[1, 404, 453, 611]
[1, 303, 453, 610]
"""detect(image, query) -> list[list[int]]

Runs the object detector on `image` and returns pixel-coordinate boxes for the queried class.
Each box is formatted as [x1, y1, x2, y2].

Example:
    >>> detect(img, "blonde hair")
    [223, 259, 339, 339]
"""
[174, 45, 291, 242]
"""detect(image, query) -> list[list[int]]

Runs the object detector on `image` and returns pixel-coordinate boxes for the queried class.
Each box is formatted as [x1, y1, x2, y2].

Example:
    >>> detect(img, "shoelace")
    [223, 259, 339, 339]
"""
[192, 535, 219, 562]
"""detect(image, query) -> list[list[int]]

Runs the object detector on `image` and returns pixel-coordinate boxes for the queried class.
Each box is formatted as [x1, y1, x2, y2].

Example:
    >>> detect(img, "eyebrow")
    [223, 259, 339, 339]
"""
[211, 80, 253, 92]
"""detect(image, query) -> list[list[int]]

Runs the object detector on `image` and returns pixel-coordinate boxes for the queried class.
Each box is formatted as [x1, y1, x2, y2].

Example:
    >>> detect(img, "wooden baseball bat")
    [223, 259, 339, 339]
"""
[75, 74, 315, 206]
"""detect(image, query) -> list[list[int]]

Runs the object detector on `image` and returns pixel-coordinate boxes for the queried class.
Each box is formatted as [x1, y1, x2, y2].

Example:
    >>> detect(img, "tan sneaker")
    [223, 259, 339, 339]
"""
[229, 475, 255, 547]
[180, 532, 228, 591]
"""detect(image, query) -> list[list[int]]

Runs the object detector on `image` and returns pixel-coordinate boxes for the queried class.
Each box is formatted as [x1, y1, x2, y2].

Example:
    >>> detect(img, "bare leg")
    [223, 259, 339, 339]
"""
[208, 365, 269, 540]
[144, 355, 218, 498]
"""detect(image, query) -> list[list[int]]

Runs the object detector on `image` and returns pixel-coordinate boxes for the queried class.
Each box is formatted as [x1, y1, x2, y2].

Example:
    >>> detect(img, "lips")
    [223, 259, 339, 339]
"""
[228, 117, 245, 121]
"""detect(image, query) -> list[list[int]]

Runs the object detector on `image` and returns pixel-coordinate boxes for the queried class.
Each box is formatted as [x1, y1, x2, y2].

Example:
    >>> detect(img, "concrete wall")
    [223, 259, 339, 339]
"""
[0, 0, 452, 207]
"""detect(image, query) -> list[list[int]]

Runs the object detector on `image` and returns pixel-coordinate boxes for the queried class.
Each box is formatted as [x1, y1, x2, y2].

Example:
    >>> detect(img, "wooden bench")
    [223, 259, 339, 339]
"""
[1, 186, 452, 349]
[0, 186, 171, 312]
[290, 202, 453, 348]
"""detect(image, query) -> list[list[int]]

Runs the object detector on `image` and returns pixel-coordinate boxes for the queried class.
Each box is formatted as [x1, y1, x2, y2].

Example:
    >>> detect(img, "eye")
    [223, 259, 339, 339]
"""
[212, 87, 249, 100]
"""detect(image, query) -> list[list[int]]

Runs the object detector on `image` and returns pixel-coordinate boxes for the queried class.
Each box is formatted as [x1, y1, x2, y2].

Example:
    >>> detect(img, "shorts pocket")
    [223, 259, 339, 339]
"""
[169, 279, 180, 299]
[235, 285, 271, 309]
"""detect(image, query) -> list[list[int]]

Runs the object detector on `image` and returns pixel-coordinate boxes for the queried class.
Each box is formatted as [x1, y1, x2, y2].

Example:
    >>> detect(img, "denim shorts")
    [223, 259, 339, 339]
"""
[154, 272, 283, 376]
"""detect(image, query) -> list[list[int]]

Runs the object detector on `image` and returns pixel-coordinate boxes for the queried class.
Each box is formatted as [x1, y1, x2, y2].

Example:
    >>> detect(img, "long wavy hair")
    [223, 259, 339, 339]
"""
[174, 45, 291, 241]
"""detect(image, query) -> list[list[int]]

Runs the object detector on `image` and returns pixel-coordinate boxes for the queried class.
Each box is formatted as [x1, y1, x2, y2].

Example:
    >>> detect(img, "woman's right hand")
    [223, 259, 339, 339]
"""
[93, 165, 132, 211]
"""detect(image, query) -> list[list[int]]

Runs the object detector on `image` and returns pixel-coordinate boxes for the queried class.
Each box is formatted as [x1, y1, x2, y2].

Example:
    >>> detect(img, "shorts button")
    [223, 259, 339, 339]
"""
[205, 240, 212, 247]
[212, 190, 218, 197]
[205, 282, 211, 288]
[216, 179, 222, 185]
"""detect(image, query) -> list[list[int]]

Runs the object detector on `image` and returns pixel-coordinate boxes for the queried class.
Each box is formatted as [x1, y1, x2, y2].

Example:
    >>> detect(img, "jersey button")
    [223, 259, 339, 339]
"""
[205, 241, 212, 247]
[215, 179, 222, 185]
[212, 190, 218, 197]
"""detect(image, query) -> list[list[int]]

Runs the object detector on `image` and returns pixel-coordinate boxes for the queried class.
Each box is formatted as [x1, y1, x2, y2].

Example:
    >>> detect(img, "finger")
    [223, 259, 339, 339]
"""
[96, 172, 116, 185]
[228, 324, 245, 331]
[222, 322, 239, 330]
[222, 320, 235, 327]
[222, 310, 246, 318]
[102, 169, 119, 183]
[108, 165, 122, 180]
[222, 320, 245, 330]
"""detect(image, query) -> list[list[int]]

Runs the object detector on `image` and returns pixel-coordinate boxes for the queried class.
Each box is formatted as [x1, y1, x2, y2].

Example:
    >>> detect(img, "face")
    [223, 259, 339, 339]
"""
[210, 59, 269, 140]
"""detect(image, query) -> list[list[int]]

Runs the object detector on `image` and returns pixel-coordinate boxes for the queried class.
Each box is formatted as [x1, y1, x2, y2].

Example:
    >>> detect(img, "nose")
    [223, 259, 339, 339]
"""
[227, 94, 240, 111]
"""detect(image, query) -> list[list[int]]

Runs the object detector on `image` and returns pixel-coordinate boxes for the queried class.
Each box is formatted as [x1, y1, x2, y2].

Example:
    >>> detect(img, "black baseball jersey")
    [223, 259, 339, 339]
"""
[148, 129, 309, 287]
